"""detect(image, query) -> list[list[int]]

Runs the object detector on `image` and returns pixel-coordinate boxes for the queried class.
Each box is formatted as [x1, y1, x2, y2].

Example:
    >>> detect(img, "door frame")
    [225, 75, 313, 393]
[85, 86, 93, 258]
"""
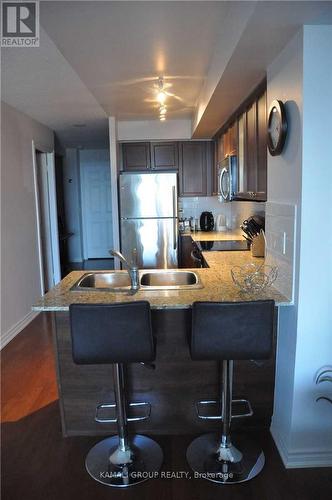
[32, 141, 61, 294]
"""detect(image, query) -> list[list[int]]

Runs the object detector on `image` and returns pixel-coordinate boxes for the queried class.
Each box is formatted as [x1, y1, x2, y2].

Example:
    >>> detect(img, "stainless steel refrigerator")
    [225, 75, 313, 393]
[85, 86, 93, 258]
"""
[119, 172, 178, 269]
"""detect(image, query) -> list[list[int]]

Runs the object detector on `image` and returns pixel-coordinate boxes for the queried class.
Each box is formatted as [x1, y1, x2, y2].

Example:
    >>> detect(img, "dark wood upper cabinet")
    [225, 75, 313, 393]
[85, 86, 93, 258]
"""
[213, 82, 267, 202]
[121, 142, 150, 170]
[245, 100, 258, 194]
[223, 122, 237, 158]
[237, 90, 266, 201]
[179, 141, 212, 197]
[211, 140, 219, 195]
[121, 140, 214, 197]
[151, 142, 178, 170]
[256, 91, 267, 198]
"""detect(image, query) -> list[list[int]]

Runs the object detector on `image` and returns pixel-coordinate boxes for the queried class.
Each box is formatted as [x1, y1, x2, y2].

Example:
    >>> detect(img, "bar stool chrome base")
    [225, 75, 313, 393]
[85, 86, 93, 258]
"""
[86, 434, 163, 487]
[186, 432, 265, 484]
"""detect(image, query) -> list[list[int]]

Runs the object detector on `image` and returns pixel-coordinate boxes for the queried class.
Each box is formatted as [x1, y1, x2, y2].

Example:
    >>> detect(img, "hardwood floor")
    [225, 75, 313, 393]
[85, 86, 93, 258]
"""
[1, 313, 58, 423]
[1, 314, 332, 500]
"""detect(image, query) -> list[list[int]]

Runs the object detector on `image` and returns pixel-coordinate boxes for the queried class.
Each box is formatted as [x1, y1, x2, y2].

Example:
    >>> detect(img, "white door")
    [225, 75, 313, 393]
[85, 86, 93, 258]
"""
[80, 150, 113, 259]
[36, 153, 54, 291]
[35, 150, 61, 292]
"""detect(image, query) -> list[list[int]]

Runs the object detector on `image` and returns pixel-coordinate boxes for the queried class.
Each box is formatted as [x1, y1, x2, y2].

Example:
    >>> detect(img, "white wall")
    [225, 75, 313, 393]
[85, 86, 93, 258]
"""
[291, 25, 332, 462]
[1, 102, 54, 348]
[267, 27, 332, 467]
[267, 30, 303, 464]
[117, 119, 192, 141]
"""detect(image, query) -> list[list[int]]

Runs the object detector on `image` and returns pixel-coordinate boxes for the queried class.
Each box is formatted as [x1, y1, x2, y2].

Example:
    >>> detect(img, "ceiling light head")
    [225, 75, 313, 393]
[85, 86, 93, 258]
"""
[158, 76, 164, 89]
[160, 115, 166, 122]
[157, 91, 166, 104]
[156, 76, 167, 104]
[160, 107, 167, 116]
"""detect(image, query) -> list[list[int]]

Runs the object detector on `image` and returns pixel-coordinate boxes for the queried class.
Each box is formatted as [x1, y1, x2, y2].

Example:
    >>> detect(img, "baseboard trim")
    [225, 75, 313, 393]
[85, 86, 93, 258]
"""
[1, 310, 40, 350]
[270, 425, 289, 467]
[271, 426, 332, 468]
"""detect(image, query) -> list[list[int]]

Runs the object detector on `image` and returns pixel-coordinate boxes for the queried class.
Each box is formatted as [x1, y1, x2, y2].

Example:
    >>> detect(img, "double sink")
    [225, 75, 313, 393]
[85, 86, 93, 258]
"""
[71, 269, 202, 292]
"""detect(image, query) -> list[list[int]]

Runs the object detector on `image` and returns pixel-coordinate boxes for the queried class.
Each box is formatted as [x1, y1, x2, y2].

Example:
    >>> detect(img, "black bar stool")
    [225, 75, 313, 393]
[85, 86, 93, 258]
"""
[187, 300, 275, 484]
[69, 302, 163, 487]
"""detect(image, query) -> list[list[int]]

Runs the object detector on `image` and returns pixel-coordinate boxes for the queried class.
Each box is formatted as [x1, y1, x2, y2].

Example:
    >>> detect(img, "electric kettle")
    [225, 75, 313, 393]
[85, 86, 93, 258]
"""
[215, 214, 227, 231]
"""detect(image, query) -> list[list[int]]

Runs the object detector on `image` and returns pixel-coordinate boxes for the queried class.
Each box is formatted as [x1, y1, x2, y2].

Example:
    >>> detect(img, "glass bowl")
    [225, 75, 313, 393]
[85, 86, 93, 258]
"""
[231, 263, 278, 293]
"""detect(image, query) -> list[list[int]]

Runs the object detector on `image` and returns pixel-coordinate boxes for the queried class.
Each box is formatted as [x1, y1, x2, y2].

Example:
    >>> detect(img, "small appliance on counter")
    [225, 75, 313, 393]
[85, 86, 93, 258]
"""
[215, 214, 227, 231]
[200, 211, 214, 232]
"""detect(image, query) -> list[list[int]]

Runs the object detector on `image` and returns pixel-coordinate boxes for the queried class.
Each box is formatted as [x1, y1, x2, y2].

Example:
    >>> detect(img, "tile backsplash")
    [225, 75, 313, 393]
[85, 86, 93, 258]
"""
[265, 202, 297, 301]
[179, 196, 296, 302]
[179, 196, 265, 230]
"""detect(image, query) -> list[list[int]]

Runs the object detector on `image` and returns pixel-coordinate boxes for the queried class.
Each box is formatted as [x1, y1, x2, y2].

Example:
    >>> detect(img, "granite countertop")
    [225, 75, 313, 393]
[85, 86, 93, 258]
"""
[33, 244, 289, 312]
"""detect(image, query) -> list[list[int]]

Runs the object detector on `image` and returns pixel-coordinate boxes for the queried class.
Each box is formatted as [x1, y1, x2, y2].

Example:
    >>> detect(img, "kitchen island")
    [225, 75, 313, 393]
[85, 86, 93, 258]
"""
[33, 247, 289, 437]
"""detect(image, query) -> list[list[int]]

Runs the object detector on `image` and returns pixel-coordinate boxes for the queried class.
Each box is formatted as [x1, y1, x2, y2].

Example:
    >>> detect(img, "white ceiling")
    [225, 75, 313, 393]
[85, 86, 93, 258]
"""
[2, 1, 332, 146]
[40, 0, 230, 120]
[193, 0, 332, 137]
[1, 26, 109, 147]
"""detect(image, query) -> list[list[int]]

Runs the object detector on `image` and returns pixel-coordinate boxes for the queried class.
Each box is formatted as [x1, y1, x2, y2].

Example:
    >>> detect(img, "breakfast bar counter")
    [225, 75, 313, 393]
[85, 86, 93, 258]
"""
[32, 247, 289, 438]
[33, 250, 289, 312]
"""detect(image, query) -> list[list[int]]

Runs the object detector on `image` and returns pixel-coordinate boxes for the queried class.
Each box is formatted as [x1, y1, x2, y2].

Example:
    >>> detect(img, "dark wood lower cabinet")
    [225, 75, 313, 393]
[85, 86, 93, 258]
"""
[52, 309, 276, 437]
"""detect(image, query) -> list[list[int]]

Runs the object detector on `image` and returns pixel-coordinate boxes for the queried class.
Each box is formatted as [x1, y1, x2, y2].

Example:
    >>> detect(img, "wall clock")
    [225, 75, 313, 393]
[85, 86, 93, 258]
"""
[267, 100, 288, 156]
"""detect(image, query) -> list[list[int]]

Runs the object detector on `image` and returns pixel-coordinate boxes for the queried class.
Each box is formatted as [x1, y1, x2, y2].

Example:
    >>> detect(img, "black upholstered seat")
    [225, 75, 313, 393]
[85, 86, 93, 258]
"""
[70, 301, 155, 364]
[191, 300, 275, 361]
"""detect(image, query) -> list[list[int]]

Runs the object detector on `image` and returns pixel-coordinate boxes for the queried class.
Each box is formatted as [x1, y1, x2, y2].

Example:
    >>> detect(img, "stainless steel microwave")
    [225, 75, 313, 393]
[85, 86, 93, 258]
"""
[217, 155, 238, 201]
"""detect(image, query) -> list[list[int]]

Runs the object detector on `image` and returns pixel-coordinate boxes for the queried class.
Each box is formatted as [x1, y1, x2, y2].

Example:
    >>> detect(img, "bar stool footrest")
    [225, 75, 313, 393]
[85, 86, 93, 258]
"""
[196, 399, 253, 420]
[95, 401, 151, 423]
[232, 399, 253, 418]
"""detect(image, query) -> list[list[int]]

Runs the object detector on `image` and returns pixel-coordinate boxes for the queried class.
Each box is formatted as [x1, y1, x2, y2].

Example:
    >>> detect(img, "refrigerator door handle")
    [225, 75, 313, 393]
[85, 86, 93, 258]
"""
[172, 185, 177, 216]
[172, 186, 177, 250]
[173, 218, 177, 250]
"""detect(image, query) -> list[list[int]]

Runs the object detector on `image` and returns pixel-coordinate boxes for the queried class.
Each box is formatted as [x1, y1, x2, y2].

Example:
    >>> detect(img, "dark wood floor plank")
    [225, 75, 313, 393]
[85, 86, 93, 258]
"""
[1, 313, 331, 499]
[1, 313, 58, 422]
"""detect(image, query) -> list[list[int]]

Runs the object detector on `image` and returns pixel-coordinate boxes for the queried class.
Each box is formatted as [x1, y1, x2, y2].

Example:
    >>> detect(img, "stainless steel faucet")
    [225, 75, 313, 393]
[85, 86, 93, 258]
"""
[109, 249, 140, 290]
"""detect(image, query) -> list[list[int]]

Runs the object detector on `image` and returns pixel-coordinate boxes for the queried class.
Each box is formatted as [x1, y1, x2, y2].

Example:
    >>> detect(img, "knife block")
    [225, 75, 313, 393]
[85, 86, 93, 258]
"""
[251, 233, 265, 257]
